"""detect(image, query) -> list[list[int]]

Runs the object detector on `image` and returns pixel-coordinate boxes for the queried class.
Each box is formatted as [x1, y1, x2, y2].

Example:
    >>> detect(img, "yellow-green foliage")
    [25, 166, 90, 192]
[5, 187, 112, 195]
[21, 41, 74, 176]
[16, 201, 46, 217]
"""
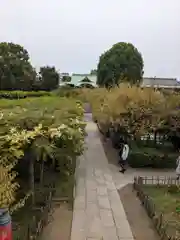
[87, 84, 180, 136]
[0, 96, 85, 211]
[0, 124, 44, 210]
[0, 165, 18, 208]
[0, 91, 51, 99]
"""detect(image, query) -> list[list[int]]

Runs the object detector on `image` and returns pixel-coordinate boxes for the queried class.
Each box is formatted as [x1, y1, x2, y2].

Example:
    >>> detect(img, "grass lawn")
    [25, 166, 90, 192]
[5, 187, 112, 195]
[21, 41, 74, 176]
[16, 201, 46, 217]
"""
[143, 185, 180, 237]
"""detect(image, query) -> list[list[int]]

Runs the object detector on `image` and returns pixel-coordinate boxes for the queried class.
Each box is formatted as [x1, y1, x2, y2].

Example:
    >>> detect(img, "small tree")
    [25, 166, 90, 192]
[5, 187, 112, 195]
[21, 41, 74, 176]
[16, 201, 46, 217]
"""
[62, 76, 71, 83]
[39, 66, 59, 91]
[97, 42, 144, 88]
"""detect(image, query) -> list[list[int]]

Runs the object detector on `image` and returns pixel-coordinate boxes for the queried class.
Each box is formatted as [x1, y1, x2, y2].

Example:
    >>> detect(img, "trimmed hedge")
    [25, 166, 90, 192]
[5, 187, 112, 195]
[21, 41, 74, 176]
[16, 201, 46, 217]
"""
[128, 145, 177, 168]
[0, 91, 51, 99]
[97, 122, 177, 169]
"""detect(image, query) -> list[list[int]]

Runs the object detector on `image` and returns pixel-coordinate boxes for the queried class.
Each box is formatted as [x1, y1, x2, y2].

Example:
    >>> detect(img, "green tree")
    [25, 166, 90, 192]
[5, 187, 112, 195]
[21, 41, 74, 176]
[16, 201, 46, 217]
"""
[97, 42, 144, 87]
[39, 66, 59, 91]
[90, 69, 97, 75]
[0, 42, 35, 90]
[62, 75, 71, 83]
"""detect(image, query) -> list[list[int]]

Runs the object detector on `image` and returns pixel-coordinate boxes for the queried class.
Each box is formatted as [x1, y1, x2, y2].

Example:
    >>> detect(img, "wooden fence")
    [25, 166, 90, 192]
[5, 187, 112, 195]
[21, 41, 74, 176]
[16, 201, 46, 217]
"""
[134, 176, 180, 240]
[135, 176, 180, 185]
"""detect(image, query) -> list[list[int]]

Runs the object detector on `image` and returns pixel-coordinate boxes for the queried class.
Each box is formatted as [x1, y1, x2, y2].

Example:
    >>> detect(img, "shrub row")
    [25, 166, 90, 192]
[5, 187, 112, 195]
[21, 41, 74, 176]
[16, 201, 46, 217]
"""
[0, 91, 51, 99]
[98, 122, 177, 168]
[128, 145, 177, 168]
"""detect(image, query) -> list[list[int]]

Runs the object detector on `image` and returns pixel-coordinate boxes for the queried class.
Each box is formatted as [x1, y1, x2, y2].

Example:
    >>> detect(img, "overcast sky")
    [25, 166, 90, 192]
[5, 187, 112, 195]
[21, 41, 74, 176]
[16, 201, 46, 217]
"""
[0, 0, 180, 78]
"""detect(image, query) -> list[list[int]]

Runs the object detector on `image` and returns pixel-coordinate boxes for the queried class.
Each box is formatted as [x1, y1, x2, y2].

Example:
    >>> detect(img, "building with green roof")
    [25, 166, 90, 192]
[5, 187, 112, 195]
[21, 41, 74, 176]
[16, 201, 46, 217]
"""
[60, 73, 97, 87]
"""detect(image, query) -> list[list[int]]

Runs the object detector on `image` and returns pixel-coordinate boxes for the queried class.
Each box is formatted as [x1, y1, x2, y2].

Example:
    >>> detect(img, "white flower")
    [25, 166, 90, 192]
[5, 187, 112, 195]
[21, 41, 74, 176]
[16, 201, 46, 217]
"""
[0, 112, 3, 120]
[59, 124, 67, 130]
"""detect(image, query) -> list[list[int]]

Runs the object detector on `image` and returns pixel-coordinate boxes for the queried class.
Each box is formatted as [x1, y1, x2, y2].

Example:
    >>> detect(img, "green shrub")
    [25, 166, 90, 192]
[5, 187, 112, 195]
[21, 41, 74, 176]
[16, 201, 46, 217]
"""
[128, 145, 177, 168]
[167, 185, 180, 194]
[54, 87, 80, 98]
[0, 91, 51, 99]
[0, 96, 86, 209]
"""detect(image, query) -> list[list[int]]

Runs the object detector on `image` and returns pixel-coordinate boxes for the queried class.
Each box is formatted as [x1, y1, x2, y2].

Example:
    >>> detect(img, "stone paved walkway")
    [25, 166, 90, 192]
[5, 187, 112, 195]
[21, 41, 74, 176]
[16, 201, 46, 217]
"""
[71, 114, 134, 240]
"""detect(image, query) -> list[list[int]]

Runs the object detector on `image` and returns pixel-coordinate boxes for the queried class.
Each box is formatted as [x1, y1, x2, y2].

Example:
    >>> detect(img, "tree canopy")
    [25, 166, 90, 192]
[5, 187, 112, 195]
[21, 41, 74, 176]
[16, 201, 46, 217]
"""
[0, 42, 35, 91]
[90, 69, 97, 75]
[61, 75, 71, 83]
[97, 42, 144, 88]
[0, 42, 60, 91]
[38, 66, 60, 91]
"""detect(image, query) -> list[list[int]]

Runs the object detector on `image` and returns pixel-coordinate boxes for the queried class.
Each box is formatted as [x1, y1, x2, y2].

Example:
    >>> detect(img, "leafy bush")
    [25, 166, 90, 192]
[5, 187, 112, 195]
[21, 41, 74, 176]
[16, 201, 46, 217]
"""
[0, 91, 51, 99]
[84, 85, 180, 169]
[167, 185, 180, 194]
[54, 87, 93, 103]
[88, 84, 180, 138]
[54, 87, 80, 98]
[0, 96, 86, 212]
[128, 145, 177, 168]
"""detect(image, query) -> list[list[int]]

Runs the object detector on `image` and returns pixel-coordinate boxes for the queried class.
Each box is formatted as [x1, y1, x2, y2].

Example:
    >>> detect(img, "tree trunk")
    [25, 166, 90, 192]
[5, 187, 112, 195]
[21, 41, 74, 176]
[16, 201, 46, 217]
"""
[29, 149, 35, 205]
[154, 131, 157, 146]
[40, 152, 44, 187]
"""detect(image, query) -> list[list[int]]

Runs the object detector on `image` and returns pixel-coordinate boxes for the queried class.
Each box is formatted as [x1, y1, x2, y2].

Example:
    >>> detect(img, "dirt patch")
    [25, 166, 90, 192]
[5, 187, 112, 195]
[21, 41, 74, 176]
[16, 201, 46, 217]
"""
[99, 134, 119, 166]
[41, 202, 72, 240]
[119, 184, 160, 240]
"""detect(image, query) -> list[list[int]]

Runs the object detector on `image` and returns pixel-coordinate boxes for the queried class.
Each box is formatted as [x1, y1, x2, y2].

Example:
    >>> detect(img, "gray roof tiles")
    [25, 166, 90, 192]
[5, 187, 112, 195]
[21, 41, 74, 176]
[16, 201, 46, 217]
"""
[142, 77, 180, 88]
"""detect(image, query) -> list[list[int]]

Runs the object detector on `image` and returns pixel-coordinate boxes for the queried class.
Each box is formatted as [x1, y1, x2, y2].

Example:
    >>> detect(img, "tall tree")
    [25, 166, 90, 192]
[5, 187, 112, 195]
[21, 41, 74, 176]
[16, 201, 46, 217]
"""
[97, 42, 144, 87]
[0, 42, 35, 90]
[39, 66, 59, 91]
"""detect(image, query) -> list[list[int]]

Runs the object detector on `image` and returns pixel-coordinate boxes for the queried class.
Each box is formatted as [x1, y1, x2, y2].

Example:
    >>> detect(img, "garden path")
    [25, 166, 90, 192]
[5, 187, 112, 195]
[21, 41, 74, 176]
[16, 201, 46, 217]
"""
[101, 136, 175, 240]
[70, 113, 134, 240]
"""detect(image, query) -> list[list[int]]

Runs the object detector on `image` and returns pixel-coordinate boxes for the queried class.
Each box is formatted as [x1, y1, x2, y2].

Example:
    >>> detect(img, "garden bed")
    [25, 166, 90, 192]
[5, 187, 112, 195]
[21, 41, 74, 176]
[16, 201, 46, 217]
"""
[40, 202, 72, 240]
[0, 95, 85, 239]
[142, 184, 180, 237]
[98, 122, 177, 169]
[134, 177, 180, 239]
[12, 172, 75, 239]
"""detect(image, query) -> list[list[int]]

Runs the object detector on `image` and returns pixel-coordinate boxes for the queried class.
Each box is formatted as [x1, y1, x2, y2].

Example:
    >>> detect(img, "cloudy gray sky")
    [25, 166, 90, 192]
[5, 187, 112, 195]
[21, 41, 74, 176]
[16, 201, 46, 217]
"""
[0, 0, 180, 78]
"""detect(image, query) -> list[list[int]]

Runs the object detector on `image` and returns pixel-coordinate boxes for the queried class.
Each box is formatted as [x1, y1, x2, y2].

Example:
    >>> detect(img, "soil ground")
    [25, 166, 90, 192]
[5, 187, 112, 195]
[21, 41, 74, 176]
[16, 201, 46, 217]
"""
[119, 184, 160, 240]
[39, 166, 74, 240]
[40, 202, 72, 240]
[100, 135, 160, 240]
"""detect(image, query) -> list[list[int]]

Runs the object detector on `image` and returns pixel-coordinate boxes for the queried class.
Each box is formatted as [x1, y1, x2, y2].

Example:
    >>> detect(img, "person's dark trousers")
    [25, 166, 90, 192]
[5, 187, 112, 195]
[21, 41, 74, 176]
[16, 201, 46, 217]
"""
[118, 146, 123, 164]
[119, 161, 127, 173]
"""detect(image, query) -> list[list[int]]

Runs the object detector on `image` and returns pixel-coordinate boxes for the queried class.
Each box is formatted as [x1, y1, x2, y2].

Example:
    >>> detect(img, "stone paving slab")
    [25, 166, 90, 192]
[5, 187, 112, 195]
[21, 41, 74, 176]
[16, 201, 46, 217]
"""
[71, 114, 134, 240]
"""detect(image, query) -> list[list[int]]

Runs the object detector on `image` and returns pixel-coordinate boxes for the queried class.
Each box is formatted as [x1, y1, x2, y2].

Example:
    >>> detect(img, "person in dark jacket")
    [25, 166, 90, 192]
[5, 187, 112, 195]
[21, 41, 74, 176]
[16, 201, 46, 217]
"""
[118, 142, 124, 165]
[118, 141, 129, 173]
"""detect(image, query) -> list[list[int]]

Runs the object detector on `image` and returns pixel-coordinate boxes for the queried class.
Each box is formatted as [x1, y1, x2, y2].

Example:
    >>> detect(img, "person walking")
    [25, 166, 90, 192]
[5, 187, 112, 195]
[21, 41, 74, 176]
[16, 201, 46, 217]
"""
[118, 140, 124, 161]
[176, 155, 180, 180]
[119, 141, 129, 173]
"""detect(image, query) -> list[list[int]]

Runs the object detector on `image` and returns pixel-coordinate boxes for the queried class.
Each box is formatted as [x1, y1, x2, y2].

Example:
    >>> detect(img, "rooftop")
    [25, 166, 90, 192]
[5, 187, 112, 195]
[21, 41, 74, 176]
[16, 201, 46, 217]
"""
[59, 75, 180, 88]
[60, 73, 97, 86]
[142, 77, 180, 88]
